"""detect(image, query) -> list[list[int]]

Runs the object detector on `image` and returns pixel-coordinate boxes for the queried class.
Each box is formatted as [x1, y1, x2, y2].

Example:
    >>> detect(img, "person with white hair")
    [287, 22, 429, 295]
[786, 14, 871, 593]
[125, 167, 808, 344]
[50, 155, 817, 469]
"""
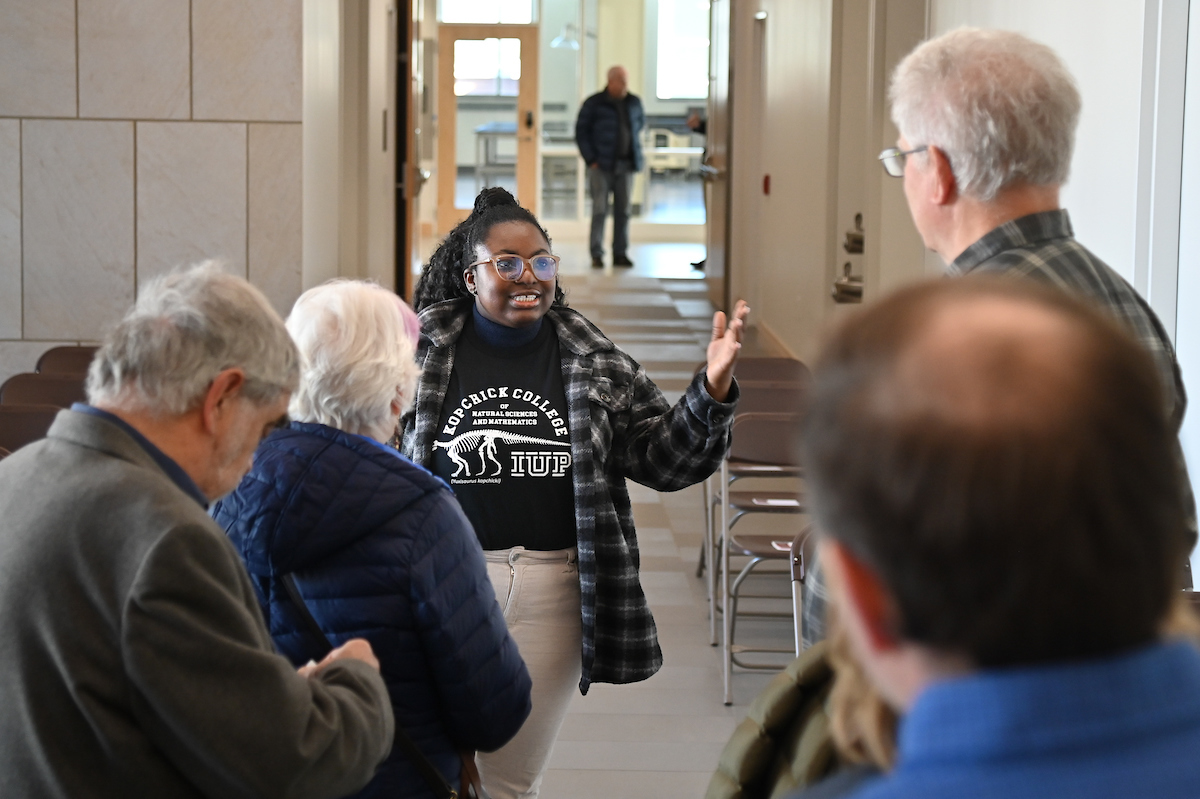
[214, 279, 532, 799]
[881, 27, 1183, 424]
[803, 27, 1194, 649]
[0, 264, 396, 799]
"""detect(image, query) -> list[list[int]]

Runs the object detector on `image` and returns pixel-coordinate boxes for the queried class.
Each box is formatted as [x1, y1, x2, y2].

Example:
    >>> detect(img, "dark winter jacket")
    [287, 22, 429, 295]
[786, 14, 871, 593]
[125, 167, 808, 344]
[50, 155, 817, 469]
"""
[575, 90, 646, 172]
[400, 299, 737, 692]
[213, 422, 532, 799]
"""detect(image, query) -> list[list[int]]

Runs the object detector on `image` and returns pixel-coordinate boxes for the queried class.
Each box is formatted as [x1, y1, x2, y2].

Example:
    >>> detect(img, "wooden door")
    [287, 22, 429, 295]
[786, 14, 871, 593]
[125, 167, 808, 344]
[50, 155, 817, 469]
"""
[395, 0, 431, 300]
[704, 0, 732, 309]
[861, 0, 929, 301]
[436, 24, 540, 234]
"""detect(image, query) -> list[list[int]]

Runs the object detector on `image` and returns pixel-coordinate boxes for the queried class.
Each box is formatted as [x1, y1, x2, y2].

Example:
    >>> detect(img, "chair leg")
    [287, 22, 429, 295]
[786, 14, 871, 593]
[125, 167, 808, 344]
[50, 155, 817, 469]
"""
[721, 514, 733, 705]
[792, 578, 804, 657]
[696, 476, 710, 579]
[710, 460, 729, 647]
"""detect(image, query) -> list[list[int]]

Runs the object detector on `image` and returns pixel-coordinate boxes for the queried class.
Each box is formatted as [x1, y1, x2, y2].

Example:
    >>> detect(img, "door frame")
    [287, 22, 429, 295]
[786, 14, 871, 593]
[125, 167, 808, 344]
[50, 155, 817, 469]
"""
[436, 23, 540, 234]
[704, 0, 732, 310]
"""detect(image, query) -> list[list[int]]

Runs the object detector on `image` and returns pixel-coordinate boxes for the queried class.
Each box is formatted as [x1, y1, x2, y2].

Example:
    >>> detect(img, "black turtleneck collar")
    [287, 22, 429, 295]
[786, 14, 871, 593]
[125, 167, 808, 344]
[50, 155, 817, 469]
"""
[471, 302, 543, 348]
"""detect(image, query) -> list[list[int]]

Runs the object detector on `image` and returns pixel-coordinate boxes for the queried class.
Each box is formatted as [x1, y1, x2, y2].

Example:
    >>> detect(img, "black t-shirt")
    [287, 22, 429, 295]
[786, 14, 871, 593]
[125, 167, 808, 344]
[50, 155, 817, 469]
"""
[610, 94, 633, 161]
[431, 317, 576, 551]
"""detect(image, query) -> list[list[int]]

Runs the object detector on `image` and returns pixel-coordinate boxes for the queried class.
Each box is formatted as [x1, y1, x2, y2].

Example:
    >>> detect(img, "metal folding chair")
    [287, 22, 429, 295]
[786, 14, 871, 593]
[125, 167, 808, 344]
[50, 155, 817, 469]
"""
[715, 412, 807, 705]
[696, 357, 809, 587]
[791, 525, 817, 656]
[701, 381, 807, 643]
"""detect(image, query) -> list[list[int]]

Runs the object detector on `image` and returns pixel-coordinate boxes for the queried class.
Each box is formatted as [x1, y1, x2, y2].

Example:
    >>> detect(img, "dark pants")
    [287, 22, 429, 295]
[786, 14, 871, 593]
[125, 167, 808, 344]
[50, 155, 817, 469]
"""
[588, 162, 634, 261]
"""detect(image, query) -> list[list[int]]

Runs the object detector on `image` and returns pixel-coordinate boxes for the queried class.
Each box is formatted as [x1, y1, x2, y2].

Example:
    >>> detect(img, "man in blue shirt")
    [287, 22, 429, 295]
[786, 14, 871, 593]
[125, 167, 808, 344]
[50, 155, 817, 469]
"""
[800, 276, 1200, 799]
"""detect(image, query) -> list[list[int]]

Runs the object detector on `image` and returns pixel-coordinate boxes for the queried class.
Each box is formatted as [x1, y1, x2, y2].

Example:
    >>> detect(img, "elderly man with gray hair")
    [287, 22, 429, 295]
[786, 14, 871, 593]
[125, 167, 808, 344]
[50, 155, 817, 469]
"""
[802, 27, 1194, 648]
[0, 264, 395, 799]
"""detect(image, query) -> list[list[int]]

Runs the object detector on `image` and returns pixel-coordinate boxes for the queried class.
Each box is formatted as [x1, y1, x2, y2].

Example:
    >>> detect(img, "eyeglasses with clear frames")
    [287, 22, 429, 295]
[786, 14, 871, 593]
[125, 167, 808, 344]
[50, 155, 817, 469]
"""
[470, 254, 561, 282]
[878, 145, 929, 177]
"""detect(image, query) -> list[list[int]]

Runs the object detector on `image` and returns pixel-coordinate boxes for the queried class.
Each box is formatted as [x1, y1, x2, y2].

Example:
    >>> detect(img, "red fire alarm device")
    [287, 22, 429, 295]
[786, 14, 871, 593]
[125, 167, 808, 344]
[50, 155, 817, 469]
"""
[763, 174, 771, 195]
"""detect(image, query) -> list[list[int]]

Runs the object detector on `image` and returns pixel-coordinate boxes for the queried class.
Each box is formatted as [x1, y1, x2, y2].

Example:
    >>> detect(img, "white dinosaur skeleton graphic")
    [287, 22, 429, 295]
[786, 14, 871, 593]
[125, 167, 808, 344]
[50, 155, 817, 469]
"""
[433, 428, 571, 477]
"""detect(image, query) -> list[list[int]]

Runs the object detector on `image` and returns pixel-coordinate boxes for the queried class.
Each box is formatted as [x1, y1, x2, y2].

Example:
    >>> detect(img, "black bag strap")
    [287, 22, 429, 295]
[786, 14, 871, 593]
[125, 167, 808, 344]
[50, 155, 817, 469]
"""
[279, 574, 459, 799]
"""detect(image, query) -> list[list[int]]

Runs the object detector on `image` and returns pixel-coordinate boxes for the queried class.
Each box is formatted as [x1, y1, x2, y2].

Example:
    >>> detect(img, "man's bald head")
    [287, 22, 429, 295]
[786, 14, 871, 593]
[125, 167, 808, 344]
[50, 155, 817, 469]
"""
[804, 277, 1186, 667]
[606, 66, 629, 99]
[885, 295, 1087, 431]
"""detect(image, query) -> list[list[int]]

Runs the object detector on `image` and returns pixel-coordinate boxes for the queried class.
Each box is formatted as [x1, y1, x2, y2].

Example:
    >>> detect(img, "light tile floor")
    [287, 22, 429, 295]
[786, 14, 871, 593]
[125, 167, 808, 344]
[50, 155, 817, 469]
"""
[537, 268, 802, 798]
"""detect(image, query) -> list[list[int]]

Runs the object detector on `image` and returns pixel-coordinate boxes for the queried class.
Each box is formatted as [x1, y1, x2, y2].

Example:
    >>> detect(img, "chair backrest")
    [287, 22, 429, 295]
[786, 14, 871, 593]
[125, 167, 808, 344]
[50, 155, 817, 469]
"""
[0, 373, 87, 409]
[729, 412, 803, 466]
[735, 357, 811, 384]
[737, 383, 808, 416]
[36, 345, 99, 376]
[705, 640, 837, 799]
[791, 525, 816, 584]
[1184, 590, 1200, 618]
[0, 405, 61, 453]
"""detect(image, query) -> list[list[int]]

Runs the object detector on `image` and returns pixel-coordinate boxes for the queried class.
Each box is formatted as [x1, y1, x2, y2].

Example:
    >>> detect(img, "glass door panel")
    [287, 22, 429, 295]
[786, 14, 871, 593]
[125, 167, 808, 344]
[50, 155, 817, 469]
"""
[438, 25, 539, 234]
[453, 38, 520, 209]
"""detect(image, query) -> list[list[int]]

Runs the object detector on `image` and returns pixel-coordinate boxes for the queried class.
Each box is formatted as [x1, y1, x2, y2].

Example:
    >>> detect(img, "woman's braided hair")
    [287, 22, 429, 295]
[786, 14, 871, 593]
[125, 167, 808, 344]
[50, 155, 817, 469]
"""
[413, 187, 567, 312]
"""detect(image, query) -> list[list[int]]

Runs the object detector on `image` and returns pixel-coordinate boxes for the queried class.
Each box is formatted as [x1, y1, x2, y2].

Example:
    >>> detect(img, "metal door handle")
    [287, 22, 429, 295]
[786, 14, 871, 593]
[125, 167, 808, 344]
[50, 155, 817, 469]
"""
[832, 262, 863, 303]
[413, 167, 430, 196]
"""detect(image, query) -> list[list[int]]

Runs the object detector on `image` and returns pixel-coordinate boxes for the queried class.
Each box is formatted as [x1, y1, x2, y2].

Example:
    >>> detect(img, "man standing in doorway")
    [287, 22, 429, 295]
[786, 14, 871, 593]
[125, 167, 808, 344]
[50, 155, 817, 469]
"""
[576, 65, 645, 267]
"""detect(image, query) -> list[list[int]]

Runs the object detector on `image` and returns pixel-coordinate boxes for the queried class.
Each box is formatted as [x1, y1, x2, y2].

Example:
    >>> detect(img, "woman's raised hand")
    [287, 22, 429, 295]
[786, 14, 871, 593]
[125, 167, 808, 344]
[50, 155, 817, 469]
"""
[703, 300, 750, 402]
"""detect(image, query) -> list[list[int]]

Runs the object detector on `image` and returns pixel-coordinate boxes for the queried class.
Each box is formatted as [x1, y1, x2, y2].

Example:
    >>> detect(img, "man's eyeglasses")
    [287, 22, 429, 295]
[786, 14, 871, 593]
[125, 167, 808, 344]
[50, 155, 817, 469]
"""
[878, 145, 929, 177]
[470, 254, 560, 282]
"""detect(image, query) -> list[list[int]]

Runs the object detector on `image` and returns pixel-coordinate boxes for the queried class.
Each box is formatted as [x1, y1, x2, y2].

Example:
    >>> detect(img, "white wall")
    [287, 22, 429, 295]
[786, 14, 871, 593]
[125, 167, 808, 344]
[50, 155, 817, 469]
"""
[1175, 2, 1200, 579]
[0, 0, 303, 385]
[597, 0, 645, 97]
[727, 0, 837, 362]
[928, 2, 1146, 286]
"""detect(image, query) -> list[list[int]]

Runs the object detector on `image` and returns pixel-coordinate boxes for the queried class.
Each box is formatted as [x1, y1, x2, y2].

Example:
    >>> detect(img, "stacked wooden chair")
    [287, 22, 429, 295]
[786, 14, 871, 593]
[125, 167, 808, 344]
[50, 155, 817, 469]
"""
[0, 345, 96, 455]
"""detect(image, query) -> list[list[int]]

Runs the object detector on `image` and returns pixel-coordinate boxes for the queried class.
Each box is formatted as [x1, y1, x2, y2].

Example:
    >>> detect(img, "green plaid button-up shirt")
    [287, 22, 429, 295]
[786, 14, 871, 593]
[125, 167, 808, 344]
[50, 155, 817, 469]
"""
[948, 210, 1185, 427]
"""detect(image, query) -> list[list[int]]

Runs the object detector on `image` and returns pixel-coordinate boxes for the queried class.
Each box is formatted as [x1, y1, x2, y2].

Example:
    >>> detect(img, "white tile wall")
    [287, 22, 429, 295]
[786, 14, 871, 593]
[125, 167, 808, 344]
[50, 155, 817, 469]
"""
[78, 0, 191, 120]
[0, 0, 77, 118]
[0, 121, 20, 338]
[249, 124, 303, 317]
[0, 0, 305, 385]
[22, 120, 135, 341]
[136, 122, 247, 288]
[0, 341, 77, 384]
[192, 0, 303, 122]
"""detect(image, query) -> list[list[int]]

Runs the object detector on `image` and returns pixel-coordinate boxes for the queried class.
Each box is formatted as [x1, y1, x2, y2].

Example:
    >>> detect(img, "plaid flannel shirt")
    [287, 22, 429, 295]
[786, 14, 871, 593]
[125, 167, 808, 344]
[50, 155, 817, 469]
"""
[400, 298, 737, 692]
[802, 209, 1193, 648]
[949, 210, 1186, 427]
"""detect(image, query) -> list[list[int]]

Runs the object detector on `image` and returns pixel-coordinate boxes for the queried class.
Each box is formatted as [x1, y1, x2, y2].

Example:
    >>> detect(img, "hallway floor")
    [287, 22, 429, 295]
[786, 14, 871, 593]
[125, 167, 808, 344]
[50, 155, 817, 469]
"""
[536, 262, 800, 798]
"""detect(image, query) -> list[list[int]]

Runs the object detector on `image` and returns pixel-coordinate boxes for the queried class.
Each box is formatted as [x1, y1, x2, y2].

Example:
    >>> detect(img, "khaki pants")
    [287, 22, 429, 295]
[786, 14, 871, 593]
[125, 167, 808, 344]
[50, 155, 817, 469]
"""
[478, 547, 582, 799]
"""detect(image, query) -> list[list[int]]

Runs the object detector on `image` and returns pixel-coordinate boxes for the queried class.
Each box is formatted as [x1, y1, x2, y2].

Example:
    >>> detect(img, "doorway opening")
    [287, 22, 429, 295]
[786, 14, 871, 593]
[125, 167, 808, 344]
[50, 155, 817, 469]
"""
[402, 0, 719, 287]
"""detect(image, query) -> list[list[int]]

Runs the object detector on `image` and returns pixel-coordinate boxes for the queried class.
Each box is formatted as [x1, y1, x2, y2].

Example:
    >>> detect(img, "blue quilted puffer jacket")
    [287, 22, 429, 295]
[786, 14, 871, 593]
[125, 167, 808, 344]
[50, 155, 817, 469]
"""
[213, 422, 532, 799]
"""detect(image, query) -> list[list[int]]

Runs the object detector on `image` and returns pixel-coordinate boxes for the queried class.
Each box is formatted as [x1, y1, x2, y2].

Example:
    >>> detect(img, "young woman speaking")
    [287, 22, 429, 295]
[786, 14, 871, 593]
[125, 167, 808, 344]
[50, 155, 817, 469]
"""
[402, 187, 748, 799]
